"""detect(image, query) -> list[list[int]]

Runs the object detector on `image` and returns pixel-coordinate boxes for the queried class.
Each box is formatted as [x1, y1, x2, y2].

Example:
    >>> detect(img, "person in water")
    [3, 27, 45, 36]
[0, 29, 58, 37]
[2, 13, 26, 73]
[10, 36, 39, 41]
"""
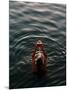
[32, 43, 48, 75]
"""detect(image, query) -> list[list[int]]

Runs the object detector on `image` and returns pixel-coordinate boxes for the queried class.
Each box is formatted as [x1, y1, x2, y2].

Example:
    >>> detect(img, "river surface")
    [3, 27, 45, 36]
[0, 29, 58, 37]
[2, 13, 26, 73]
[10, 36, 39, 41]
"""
[9, 1, 66, 89]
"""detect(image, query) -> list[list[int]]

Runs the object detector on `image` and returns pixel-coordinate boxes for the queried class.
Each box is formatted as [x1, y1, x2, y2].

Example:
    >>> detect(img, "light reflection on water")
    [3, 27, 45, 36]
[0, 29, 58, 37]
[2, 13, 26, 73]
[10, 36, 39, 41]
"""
[9, 1, 66, 89]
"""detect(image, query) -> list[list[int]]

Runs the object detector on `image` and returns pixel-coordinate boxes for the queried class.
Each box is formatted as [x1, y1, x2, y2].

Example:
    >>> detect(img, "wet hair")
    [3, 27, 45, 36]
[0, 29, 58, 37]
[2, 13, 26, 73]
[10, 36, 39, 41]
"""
[36, 58, 44, 75]
[37, 58, 43, 66]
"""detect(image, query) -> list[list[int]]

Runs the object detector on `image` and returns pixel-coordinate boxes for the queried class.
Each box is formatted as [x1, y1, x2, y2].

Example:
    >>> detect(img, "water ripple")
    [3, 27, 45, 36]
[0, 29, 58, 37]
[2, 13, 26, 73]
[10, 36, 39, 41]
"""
[9, 1, 66, 89]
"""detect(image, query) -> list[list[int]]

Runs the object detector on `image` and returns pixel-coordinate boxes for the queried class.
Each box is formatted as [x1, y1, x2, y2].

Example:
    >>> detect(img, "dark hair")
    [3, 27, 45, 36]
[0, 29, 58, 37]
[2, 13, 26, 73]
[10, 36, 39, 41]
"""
[36, 58, 44, 74]
[37, 58, 43, 66]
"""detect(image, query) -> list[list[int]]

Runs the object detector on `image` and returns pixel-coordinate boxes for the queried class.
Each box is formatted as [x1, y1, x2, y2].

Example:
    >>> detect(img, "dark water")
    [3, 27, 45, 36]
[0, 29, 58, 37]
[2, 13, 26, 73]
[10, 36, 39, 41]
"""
[9, 1, 66, 89]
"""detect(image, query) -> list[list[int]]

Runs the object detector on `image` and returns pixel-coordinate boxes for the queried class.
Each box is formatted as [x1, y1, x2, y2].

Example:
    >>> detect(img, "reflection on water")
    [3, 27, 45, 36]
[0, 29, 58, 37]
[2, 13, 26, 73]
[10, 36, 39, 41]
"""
[9, 1, 66, 89]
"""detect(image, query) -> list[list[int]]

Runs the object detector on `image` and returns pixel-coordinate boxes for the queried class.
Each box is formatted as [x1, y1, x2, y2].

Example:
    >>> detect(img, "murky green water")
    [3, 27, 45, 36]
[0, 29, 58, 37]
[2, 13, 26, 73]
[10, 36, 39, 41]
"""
[9, 1, 66, 89]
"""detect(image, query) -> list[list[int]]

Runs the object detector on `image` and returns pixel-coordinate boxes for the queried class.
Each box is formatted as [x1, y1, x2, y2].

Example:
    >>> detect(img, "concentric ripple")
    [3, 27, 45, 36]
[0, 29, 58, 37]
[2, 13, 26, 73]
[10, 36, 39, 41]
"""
[9, 1, 66, 89]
